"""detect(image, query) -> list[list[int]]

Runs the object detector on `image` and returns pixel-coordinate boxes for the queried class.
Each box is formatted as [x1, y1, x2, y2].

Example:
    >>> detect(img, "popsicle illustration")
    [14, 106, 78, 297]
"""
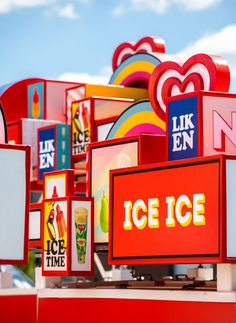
[47, 208, 56, 240]
[56, 204, 67, 240]
[73, 107, 82, 132]
[32, 88, 40, 118]
[100, 192, 109, 233]
[81, 103, 90, 136]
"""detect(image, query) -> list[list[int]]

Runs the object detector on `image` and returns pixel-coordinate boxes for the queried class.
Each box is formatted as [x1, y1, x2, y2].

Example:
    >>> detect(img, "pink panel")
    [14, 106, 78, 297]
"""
[46, 81, 78, 122]
[203, 95, 236, 155]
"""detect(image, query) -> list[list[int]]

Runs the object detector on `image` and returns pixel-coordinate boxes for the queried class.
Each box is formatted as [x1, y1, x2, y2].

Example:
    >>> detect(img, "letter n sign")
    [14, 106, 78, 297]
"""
[168, 95, 198, 161]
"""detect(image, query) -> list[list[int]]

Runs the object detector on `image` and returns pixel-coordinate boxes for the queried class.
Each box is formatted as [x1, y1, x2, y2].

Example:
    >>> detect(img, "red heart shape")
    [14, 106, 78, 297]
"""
[162, 74, 204, 108]
[149, 53, 230, 121]
[112, 36, 166, 71]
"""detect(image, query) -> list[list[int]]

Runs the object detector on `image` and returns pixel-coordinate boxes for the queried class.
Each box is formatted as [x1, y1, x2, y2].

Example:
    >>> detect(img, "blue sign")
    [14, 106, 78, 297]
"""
[38, 127, 55, 180]
[168, 96, 198, 161]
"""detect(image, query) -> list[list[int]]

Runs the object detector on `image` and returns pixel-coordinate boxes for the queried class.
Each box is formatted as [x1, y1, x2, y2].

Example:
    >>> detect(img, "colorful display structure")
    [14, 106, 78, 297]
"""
[66, 83, 148, 123]
[92, 97, 135, 141]
[38, 124, 71, 181]
[0, 78, 45, 124]
[111, 36, 166, 71]
[43, 169, 75, 199]
[167, 91, 236, 160]
[2, 34, 236, 323]
[8, 118, 62, 182]
[109, 36, 181, 89]
[109, 154, 236, 265]
[71, 97, 135, 157]
[0, 144, 30, 264]
[106, 100, 165, 140]
[42, 170, 94, 276]
[87, 135, 166, 244]
[0, 78, 78, 126]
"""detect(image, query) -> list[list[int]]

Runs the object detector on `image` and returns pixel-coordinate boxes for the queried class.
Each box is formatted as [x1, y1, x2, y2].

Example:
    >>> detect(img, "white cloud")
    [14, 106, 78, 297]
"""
[0, 0, 81, 18]
[176, 24, 236, 91]
[57, 3, 79, 19]
[0, 0, 53, 13]
[112, 4, 126, 16]
[173, 0, 221, 11]
[129, 0, 169, 14]
[177, 24, 236, 57]
[100, 65, 112, 76]
[112, 0, 222, 15]
[76, 0, 92, 4]
[57, 69, 110, 85]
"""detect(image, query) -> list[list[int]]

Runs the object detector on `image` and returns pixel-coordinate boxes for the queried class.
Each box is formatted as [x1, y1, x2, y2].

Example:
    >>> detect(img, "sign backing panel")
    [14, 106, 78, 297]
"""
[110, 157, 221, 265]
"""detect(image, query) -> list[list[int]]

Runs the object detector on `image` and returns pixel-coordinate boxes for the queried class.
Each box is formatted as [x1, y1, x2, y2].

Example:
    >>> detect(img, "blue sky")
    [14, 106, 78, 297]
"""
[0, 0, 236, 89]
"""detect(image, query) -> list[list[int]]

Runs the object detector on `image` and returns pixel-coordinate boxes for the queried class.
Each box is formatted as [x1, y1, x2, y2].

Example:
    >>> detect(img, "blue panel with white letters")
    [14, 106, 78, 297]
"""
[168, 96, 198, 161]
[38, 127, 56, 180]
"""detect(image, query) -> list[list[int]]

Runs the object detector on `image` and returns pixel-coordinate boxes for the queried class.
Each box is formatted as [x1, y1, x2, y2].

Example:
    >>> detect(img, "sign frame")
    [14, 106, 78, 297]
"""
[167, 91, 236, 161]
[42, 196, 94, 276]
[88, 135, 166, 246]
[109, 155, 228, 265]
[0, 143, 30, 264]
[28, 203, 43, 249]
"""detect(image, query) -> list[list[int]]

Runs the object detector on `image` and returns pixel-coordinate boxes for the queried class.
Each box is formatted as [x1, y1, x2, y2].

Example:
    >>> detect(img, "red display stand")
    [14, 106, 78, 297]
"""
[1, 289, 236, 323]
[37, 289, 236, 323]
[0, 290, 37, 323]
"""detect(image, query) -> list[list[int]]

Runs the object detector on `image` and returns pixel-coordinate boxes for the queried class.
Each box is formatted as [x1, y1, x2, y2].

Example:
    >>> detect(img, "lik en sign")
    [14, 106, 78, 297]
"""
[108, 155, 236, 265]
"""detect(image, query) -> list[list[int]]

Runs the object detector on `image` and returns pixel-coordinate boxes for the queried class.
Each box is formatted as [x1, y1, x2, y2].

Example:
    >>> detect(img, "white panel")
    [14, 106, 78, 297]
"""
[0, 148, 26, 260]
[97, 123, 114, 141]
[29, 210, 41, 240]
[226, 159, 236, 257]
[46, 81, 76, 122]
[45, 175, 66, 199]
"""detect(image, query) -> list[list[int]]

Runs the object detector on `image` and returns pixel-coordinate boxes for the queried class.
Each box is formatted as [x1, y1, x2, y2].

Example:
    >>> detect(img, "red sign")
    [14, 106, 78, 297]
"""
[109, 157, 222, 265]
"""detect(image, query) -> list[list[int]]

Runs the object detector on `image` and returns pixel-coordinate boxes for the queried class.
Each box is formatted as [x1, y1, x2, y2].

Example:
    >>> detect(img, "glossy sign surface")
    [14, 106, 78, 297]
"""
[110, 158, 220, 264]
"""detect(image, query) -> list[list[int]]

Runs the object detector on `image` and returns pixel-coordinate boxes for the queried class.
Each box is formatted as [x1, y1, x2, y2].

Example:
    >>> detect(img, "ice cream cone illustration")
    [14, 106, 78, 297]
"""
[32, 88, 40, 119]
[100, 192, 109, 233]
[74, 207, 88, 264]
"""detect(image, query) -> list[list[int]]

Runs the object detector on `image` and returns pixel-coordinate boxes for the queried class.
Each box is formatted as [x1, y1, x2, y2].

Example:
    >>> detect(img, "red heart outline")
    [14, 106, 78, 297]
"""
[112, 36, 166, 71]
[149, 53, 230, 121]
[162, 74, 204, 107]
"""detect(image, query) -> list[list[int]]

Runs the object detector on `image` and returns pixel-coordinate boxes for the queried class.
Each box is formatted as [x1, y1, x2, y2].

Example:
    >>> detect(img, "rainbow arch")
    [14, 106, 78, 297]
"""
[106, 100, 166, 140]
[109, 52, 181, 88]
[109, 53, 162, 88]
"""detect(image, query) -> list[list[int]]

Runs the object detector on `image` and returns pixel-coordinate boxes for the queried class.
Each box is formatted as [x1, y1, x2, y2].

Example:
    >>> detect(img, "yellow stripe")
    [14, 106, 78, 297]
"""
[113, 111, 166, 138]
[113, 61, 156, 85]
